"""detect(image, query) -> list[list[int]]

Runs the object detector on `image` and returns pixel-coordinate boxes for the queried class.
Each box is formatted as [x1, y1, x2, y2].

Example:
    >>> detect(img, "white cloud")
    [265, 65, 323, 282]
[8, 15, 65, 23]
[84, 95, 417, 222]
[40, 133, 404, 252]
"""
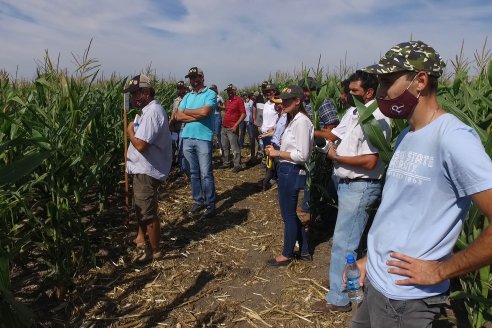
[0, 0, 491, 87]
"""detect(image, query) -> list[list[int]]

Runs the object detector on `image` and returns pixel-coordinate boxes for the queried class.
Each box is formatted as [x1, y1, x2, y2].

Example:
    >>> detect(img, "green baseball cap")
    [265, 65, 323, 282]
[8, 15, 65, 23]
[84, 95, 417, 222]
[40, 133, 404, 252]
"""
[362, 40, 446, 77]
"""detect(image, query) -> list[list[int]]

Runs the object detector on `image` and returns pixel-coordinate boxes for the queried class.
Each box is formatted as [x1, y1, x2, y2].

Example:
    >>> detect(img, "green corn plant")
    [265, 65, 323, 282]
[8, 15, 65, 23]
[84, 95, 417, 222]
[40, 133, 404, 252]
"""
[446, 59, 492, 328]
[0, 255, 33, 328]
[302, 73, 340, 218]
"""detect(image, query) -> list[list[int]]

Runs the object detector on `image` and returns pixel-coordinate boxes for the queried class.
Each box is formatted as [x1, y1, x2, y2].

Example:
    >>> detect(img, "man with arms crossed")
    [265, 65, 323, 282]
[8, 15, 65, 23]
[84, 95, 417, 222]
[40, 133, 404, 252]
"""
[176, 67, 217, 218]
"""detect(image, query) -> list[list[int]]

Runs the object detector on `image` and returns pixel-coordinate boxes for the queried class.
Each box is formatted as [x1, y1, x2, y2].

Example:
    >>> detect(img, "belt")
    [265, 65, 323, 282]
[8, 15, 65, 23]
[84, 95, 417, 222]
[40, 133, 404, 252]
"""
[339, 177, 381, 184]
[278, 162, 305, 170]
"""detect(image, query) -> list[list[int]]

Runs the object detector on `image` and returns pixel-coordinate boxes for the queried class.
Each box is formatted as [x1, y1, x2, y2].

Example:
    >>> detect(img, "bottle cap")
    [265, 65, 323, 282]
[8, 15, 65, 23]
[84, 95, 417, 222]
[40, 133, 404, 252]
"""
[346, 254, 355, 264]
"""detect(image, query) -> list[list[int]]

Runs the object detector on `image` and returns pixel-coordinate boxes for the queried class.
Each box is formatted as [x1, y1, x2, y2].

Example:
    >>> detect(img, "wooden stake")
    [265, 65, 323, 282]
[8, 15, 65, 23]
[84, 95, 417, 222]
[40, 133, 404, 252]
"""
[123, 92, 130, 222]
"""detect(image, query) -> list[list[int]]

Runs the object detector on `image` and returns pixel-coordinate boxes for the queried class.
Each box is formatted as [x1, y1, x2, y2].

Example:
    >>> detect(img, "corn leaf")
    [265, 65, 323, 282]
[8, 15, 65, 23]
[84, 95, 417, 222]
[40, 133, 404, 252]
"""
[0, 151, 51, 187]
[356, 99, 392, 164]
[487, 59, 492, 88]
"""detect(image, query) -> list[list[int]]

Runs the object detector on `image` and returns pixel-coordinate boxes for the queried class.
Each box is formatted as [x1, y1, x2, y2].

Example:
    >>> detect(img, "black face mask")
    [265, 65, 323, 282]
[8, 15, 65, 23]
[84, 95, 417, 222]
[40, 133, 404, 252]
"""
[347, 94, 364, 107]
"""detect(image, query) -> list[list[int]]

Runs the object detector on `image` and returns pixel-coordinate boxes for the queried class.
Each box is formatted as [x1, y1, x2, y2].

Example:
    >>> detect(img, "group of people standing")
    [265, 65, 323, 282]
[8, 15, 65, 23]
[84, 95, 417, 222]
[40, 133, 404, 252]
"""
[123, 39, 492, 327]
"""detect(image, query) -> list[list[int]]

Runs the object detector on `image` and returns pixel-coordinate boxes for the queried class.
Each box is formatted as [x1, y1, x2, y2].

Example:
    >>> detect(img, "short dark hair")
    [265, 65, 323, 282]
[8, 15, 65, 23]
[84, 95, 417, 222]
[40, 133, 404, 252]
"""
[341, 79, 350, 94]
[350, 70, 379, 92]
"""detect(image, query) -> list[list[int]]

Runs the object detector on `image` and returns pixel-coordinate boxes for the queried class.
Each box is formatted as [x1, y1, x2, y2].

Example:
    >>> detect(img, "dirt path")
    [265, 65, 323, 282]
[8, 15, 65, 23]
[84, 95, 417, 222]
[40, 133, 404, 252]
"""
[23, 151, 463, 327]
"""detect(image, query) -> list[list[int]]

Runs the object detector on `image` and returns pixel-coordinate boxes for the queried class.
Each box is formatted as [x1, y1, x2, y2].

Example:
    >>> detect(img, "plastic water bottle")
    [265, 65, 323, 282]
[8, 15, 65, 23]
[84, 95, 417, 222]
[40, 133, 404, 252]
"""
[344, 254, 363, 303]
[133, 114, 140, 129]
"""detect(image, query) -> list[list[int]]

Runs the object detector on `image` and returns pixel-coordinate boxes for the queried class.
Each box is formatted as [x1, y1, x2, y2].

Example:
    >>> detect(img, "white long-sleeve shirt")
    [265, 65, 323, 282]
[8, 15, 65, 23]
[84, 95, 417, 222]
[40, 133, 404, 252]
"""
[260, 101, 277, 133]
[279, 112, 314, 164]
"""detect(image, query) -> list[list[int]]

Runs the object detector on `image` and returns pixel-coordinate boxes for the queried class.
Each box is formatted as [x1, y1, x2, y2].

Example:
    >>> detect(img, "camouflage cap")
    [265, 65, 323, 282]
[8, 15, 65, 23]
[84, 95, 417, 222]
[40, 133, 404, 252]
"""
[362, 40, 446, 77]
[123, 74, 152, 93]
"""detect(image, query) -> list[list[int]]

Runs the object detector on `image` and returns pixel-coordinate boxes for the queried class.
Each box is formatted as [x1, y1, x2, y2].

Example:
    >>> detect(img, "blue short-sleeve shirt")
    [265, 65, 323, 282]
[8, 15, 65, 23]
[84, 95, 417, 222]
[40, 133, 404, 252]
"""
[179, 87, 217, 141]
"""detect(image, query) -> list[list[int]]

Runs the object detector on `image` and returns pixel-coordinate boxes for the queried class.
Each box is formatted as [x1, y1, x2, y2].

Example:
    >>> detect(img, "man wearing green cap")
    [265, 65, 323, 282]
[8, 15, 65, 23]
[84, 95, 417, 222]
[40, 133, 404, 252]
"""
[346, 41, 492, 327]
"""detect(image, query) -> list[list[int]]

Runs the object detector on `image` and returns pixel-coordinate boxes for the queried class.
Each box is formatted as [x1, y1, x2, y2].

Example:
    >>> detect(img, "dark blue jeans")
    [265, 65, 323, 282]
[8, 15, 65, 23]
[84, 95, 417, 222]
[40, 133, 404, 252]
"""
[276, 162, 309, 258]
[213, 114, 223, 151]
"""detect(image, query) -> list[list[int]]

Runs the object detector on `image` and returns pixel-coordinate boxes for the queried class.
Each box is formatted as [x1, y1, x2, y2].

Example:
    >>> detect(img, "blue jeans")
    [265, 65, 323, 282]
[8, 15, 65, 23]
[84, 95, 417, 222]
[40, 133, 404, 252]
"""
[213, 114, 223, 151]
[177, 133, 189, 176]
[327, 180, 381, 306]
[182, 138, 216, 209]
[301, 182, 310, 212]
[277, 162, 309, 258]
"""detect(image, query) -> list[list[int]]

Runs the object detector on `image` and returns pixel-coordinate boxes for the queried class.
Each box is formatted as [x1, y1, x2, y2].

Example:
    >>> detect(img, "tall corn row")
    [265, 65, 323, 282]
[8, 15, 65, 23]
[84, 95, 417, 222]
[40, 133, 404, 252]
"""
[0, 54, 126, 324]
[440, 60, 492, 327]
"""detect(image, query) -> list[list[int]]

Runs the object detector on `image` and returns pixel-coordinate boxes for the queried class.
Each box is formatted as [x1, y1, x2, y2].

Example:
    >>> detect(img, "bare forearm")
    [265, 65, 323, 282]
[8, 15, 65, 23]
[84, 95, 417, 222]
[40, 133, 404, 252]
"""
[186, 106, 212, 119]
[176, 110, 196, 122]
[266, 147, 293, 161]
[329, 152, 378, 170]
[315, 128, 338, 142]
[128, 132, 149, 153]
[438, 225, 492, 280]
[233, 113, 246, 129]
[387, 189, 492, 287]
[438, 189, 492, 280]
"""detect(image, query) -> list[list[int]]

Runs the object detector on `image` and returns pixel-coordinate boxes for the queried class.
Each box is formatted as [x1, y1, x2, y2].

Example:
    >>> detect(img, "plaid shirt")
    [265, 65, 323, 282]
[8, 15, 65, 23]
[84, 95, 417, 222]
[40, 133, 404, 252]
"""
[318, 98, 339, 127]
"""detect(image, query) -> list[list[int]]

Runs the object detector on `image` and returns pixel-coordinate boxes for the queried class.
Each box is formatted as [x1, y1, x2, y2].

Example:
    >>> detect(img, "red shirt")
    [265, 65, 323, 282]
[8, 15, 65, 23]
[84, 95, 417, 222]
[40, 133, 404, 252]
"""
[223, 95, 246, 128]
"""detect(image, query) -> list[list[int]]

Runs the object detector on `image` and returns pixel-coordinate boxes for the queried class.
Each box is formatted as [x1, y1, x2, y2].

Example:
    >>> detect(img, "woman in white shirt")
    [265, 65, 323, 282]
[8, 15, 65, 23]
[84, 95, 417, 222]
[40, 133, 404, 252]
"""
[265, 86, 314, 266]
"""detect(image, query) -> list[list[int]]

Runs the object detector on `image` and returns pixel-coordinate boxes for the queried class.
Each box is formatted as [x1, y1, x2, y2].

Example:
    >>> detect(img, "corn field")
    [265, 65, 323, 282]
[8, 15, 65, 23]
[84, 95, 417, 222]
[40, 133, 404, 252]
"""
[1, 48, 491, 327]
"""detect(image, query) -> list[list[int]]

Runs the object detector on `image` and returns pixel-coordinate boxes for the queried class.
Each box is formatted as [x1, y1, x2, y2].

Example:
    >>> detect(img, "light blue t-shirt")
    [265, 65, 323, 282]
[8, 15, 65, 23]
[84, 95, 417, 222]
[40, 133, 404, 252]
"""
[271, 112, 287, 147]
[367, 114, 492, 300]
[126, 100, 172, 181]
[179, 87, 217, 141]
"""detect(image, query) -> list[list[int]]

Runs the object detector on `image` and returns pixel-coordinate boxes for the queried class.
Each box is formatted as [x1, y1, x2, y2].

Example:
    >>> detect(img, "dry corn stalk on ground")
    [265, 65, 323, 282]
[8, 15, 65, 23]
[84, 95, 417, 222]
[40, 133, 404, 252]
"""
[18, 150, 462, 327]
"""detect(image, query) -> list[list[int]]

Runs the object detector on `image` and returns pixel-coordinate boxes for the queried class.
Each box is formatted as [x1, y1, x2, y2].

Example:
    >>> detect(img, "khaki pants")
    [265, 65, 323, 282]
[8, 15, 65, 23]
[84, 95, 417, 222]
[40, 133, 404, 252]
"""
[132, 174, 160, 223]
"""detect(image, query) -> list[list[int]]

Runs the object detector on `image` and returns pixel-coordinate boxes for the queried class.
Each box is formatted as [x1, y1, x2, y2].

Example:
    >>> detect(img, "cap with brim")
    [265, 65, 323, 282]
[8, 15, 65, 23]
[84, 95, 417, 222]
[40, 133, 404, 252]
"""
[272, 97, 282, 104]
[362, 40, 445, 77]
[278, 85, 304, 101]
[263, 83, 278, 92]
[176, 81, 186, 89]
[185, 66, 204, 78]
[123, 74, 152, 93]
[224, 84, 237, 91]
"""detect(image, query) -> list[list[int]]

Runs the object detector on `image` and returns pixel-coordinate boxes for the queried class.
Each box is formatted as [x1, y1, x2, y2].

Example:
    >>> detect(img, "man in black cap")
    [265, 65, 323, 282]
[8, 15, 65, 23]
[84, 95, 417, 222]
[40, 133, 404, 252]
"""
[124, 74, 172, 262]
[176, 67, 217, 218]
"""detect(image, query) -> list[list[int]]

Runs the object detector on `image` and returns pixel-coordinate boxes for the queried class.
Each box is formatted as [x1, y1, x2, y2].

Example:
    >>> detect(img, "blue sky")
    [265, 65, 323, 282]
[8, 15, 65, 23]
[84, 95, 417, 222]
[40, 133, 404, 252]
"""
[1, 0, 491, 88]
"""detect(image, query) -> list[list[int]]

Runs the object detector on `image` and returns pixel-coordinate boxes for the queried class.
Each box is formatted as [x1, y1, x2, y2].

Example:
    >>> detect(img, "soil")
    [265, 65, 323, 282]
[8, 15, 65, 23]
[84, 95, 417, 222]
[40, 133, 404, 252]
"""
[13, 150, 470, 327]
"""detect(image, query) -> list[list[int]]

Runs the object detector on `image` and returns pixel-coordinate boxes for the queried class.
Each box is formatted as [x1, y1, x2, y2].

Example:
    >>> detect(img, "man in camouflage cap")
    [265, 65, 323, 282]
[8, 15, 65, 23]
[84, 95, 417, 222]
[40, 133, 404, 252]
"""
[363, 40, 445, 77]
[346, 41, 492, 327]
